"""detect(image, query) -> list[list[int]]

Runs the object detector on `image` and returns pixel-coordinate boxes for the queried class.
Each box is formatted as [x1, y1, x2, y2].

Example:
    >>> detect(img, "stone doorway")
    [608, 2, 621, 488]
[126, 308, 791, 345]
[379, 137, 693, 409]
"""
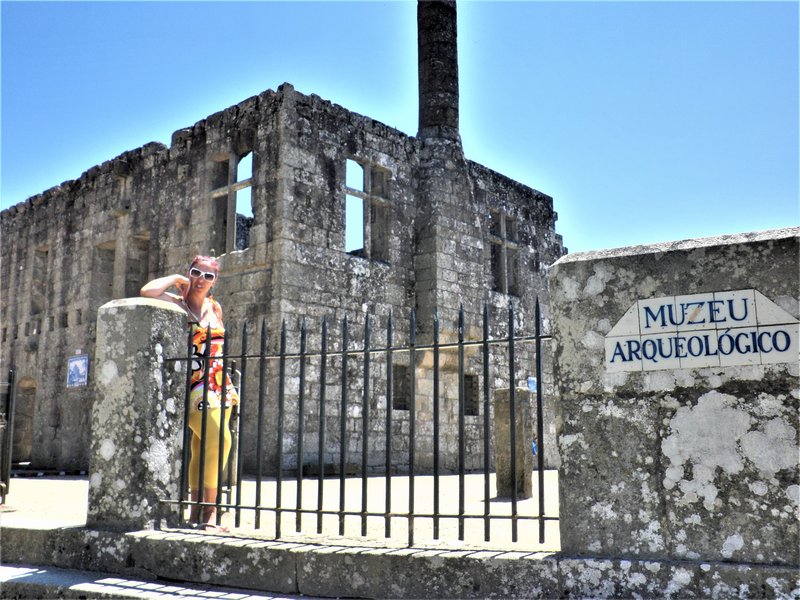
[12, 377, 36, 464]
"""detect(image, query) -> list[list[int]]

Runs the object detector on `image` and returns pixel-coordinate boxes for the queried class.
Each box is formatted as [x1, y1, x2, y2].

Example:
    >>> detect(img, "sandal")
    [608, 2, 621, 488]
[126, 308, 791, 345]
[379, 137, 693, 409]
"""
[198, 523, 229, 533]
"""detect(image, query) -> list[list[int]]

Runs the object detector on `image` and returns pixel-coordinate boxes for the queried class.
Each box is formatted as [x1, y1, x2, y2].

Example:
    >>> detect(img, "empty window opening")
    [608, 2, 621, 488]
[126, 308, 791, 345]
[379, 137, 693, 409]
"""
[392, 364, 411, 411]
[237, 152, 253, 185]
[210, 151, 255, 253]
[235, 152, 254, 251]
[346, 159, 364, 191]
[489, 209, 520, 296]
[345, 194, 365, 255]
[236, 203, 253, 255]
[344, 159, 391, 262]
[236, 185, 253, 220]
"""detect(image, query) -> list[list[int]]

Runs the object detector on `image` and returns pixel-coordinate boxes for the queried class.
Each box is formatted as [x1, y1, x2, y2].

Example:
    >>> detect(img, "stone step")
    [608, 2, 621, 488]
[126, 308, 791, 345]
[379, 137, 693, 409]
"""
[2, 526, 557, 599]
[0, 564, 322, 600]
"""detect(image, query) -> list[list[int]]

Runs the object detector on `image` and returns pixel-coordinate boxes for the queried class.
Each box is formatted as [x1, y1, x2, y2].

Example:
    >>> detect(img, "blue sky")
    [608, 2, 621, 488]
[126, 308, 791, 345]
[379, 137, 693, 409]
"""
[1, 1, 797, 253]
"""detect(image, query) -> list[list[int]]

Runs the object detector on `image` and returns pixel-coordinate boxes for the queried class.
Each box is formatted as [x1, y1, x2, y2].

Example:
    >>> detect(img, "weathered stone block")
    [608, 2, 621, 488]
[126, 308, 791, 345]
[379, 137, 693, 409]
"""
[87, 298, 186, 531]
[493, 388, 533, 498]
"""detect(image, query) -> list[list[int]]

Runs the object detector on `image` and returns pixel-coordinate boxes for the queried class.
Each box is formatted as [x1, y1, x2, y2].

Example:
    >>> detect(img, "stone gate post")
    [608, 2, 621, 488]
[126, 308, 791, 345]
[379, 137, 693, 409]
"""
[87, 298, 186, 530]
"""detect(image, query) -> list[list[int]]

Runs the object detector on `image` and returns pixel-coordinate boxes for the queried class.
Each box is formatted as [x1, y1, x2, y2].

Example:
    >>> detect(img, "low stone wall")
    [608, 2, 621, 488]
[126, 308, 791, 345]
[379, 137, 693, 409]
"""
[549, 228, 799, 569]
[4, 525, 799, 599]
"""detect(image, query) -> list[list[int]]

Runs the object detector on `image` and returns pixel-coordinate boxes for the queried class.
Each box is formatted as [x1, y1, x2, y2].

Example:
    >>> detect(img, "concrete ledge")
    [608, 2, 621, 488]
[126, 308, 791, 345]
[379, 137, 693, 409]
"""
[2, 526, 797, 598]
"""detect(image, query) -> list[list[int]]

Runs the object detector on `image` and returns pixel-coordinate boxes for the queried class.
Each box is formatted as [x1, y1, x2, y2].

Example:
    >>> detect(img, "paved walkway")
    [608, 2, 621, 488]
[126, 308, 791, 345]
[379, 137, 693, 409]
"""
[1, 475, 88, 529]
[0, 564, 326, 600]
[1, 472, 561, 552]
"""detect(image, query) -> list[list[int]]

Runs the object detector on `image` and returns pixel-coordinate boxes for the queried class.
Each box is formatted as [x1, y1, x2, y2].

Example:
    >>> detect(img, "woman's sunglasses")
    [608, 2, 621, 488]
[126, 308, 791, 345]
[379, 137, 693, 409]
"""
[188, 267, 217, 282]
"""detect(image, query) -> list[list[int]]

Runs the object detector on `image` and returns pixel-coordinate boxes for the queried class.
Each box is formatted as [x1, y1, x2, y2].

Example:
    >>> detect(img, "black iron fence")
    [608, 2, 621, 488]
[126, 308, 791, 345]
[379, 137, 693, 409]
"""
[0, 368, 17, 504]
[165, 300, 556, 546]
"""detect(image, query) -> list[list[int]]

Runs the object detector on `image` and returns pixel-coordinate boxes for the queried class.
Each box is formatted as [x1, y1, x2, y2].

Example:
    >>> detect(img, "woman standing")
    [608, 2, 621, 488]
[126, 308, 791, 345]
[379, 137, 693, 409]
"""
[140, 255, 238, 531]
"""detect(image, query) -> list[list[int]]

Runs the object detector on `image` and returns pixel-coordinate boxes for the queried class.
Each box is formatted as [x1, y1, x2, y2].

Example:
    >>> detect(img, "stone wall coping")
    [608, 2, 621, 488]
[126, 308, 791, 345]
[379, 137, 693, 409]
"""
[99, 296, 187, 314]
[553, 227, 799, 266]
[0, 142, 169, 219]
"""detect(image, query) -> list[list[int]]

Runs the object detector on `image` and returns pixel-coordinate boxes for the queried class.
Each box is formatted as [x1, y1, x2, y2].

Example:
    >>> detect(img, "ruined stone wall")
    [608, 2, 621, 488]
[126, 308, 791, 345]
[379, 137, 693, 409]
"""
[1, 83, 564, 473]
[251, 88, 565, 474]
[230, 86, 423, 473]
[1, 141, 173, 470]
[549, 228, 799, 566]
[0, 89, 284, 470]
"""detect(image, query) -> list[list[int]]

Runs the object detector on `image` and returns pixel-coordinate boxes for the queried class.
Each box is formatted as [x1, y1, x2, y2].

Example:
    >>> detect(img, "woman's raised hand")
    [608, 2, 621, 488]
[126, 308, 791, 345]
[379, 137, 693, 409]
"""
[174, 274, 191, 295]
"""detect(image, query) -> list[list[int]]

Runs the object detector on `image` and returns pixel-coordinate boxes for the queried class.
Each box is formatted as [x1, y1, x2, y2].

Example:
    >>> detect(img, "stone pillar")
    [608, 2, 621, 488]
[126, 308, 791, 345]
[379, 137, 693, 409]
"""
[87, 298, 186, 531]
[492, 388, 533, 498]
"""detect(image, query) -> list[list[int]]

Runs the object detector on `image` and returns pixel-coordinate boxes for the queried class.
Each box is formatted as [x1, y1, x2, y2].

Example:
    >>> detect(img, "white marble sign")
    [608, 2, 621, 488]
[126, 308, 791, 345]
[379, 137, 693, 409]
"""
[605, 289, 799, 372]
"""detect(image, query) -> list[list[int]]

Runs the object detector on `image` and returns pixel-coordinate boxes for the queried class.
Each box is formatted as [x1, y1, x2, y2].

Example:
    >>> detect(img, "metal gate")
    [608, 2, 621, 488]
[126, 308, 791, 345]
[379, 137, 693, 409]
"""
[165, 300, 556, 546]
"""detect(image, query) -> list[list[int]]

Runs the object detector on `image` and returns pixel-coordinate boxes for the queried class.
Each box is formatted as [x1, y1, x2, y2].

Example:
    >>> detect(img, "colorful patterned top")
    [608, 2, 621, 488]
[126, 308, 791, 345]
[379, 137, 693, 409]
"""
[188, 297, 239, 411]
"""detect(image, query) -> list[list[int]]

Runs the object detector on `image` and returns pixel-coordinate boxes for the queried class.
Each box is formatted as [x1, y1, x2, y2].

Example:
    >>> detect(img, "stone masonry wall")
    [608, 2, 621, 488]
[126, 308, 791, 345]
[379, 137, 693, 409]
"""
[0, 88, 284, 470]
[549, 228, 799, 566]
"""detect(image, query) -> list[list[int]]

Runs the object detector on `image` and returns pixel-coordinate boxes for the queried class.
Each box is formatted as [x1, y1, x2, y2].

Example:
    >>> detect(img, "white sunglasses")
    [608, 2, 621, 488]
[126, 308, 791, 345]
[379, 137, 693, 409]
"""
[188, 267, 217, 282]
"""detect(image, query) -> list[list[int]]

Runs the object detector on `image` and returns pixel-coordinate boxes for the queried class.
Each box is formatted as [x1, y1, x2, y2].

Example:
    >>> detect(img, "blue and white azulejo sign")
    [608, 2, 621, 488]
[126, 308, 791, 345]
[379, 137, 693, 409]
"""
[605, 289, 799, 372]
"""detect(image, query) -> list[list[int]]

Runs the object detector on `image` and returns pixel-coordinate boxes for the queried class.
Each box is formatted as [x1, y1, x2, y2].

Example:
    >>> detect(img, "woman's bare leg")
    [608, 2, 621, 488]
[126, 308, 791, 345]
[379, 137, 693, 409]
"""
[200, 487, 228, 531]
[189, 489, 200, 523]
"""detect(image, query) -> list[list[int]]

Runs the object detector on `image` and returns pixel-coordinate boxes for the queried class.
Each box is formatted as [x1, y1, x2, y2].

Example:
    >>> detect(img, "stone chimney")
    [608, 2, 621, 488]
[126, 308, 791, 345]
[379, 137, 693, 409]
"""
[415, 0, 478, 341]
[417, 0, 460, 143]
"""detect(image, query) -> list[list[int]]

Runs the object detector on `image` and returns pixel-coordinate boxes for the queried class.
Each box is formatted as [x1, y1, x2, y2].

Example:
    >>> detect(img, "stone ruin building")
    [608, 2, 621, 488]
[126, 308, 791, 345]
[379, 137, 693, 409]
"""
[0, 1, 565, 473]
